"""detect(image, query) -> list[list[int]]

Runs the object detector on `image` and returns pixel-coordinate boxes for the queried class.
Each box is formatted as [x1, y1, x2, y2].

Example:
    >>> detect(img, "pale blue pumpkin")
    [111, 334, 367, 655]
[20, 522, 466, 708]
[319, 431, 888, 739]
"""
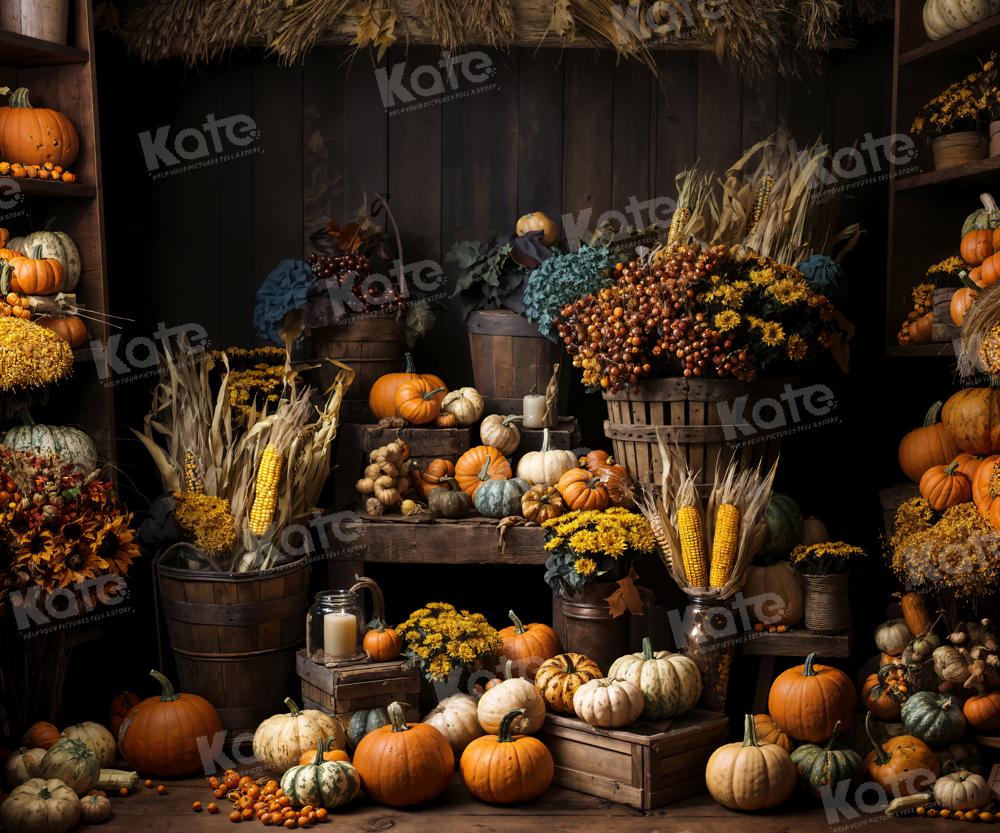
[474, 477, 530, 518]
[901, 691, 966, 746]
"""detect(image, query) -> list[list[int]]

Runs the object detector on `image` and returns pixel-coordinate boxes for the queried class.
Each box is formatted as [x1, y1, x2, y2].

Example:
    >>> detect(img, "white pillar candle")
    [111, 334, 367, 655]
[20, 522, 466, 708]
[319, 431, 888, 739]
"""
[324, 612, 357, 660]
[522, 394, 546, 429]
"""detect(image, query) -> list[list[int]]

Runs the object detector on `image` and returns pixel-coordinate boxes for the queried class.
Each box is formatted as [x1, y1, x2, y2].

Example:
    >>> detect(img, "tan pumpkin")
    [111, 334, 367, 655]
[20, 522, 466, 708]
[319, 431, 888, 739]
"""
[36, 738, 99, 795]
[705, 714, 796, 811]
[422, 693, 484, 755]
[479, 414, 522, 456]
[933, 770, 991, 812]
[898, 402, 962, 481]
[0, 778, 80, 833]
[534, 653, 603, 713]
[752, 714, 794, 753]
[440, 387, 484, 426]
[478, 677, 546, 735]
[742, 561, 804, 627]
[515, 428, 577, 486]
[78, 793, 113, 824]
[875, 619, 914, 658]
[60, 722, 115, 768]
[572, 679, 644, 728]
[252, 698, 346, 775]
[4, 747, 46, 786]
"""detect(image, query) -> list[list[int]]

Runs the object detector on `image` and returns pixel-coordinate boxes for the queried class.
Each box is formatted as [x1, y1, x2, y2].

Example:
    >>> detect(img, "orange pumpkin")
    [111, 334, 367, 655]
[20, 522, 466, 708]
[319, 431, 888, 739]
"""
[418, 459, 455, 499]
[580, 450, 614, 472]
[39, 314, 87, 348]
[556, 468, 610, 511]
[981, 252, 1000, 288]
[862, 713, 938, 797]
[23, 721, 61, 749]
[950, 287, 977, 326]
[919, 460, 971, 511]
[394, 377, 446, 425]
[454, 445, 511, 497]
[751, 713, 794, 753]
[898, 402, 962, 482]
[368, 353, 446, 420]
[297, 743, 351, 765]
[0, 87, 79, 168]
[352, 701, 454, 807]
[459, 708, 554, 804]
[1, 248, 64, 295]
[767, 652, 855, 743]
[861, 666, 907, 721]
[963, 691, 1000, 732]
[118, 670, 224, 777]
[961, 229, 995, 266]
[498, 610, 562, 679]
[364, 622, 402, 662]
[953, 453, 987, 484]
[941, 387, 1000, 456]
[972, 455, 1000, 523]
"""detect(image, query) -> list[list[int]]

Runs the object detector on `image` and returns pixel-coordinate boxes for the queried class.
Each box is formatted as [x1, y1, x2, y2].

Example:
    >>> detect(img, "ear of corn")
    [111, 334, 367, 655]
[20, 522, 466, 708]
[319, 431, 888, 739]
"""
[749, 174, 774, 233]
[248, 444, 282, 536]
[183, 450, 205, 494]
[667, 206, 691, 246]
[677, 505, 708, 588]
[709, 503, 740, 588]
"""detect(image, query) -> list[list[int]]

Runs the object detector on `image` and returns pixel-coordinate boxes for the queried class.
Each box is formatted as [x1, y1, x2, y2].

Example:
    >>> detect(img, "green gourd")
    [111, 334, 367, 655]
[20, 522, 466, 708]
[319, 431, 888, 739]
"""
[427, 477, 470, 519]
[760, 493, 803, 558]
[901, 691, 966, 746]
[347, 708, 390, 749]
[791, 720, 863, 798]
[279, 738, 361, 809]
[474, 476, 530, 519]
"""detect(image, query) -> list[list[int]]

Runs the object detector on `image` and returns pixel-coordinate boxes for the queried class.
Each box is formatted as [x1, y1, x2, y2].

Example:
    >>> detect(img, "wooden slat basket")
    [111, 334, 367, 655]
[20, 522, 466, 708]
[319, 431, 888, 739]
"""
[602, 377, 789, 491]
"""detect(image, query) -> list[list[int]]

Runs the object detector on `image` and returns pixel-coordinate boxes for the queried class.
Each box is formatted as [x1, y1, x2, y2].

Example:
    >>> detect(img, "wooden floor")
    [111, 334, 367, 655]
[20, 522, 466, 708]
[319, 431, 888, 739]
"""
[90, 775, 949, 833]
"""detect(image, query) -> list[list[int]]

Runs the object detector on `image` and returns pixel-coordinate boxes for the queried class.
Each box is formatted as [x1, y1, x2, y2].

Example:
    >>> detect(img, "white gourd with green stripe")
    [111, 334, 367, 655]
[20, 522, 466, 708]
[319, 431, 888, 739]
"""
[279, 738, 360, 810]
[607, 637, 703, 719]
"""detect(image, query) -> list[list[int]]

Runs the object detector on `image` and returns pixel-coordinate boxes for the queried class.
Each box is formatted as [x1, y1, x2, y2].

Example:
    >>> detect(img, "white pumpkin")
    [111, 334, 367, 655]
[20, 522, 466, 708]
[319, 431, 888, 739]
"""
[36, 739, 99, 795]
[9, 231, 82, 292]
[479, 414, 521, 456]
[516, 428, 577, 486]
[441, 387, 484, 426]
[1, 778, 80, 833]
[607, 638, 702, 718]
[875, 619, 912, 657]
[79, 793, 113, 824]
[934, 645, 972, 683]
[799, 516, 828, 546]
[2, 424, 97, 471]
[957, 0, 991, 22]
[477, 678, 546, 735]
[422, 693, 484, 755]
[937, 0, 974, 29]
[933, 770, 990, 811]
[4, 747, 46, 786]
[572, 679, 644, 728]
[61, 722, 116, 768]
[741, 561, 804, 627]
[923, 0, 957, 38]
[252, 698, 346, 775]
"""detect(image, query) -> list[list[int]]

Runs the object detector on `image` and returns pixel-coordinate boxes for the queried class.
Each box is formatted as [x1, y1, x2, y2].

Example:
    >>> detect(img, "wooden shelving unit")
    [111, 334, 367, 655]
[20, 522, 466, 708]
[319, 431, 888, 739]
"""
[0, 0, 114, 466]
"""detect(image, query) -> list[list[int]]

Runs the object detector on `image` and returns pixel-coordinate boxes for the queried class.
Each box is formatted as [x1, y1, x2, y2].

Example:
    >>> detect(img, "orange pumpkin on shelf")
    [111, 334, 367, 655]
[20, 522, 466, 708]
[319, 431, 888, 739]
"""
[454, 445, 511, 497]
[950, 287, 977, 326]
[0, 87, 79, 168]
[556, 468, 610, 511]
[941, 387, 1000, 456]
[39, 314, 88, 348]
[919, 461, 971, 511]
[394, 377, 446, 425]
[0, 247, 64, 295]
[897, 402, 962, 482]
[767, 652, 855, 743]
[417, 458, 455, 499]
[961, 229, 995, 266]
[368, 353, 446, 420]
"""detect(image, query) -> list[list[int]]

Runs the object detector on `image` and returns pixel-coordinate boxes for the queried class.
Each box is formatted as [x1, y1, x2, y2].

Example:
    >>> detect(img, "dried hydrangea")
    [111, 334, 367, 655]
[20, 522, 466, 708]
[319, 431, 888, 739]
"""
[0, 317, 73, 390]
[889, 497, 937, 551]
[173, 491, 237, 556]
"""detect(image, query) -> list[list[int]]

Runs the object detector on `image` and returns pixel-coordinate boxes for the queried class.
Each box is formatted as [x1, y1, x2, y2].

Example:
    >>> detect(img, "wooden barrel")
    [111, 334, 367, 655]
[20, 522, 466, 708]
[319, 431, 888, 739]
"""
[467, 309, 565, 414]
[603, 377, 789, 491]
[313, 317, 405, 421]
[155, 547, 310, 737]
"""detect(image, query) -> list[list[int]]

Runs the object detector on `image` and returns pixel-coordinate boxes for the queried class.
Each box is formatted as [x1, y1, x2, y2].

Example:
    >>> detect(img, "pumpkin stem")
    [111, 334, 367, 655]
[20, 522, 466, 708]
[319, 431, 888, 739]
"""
[502, 658, 514, 680]
[563, 654, 576, 675]
[540, 427, 550, 452]
[502, 414, 523, 427]
[509, 609, 526, 634]
[8, 87, 32, 109]
[422, 385, 446, 401]
[149, 669, 179, 702]
[37, 785, 52, 799]
[313, 736, 330, 766]
[642, 637, 654, 661]
[923, 402, 944, 427]
[0, 261, 10, 296]
[387, 701, 410, 733]
[742, 713, 760, 747]
[864, 712, 890, 765]
[440, 476, 460, 492]
[478, 455, 493, 482]
[497, 708, 526, 743]
[802, 652, 818, 677]
[824, 720, 843, 752]
[283, 697, 301, 717]
[945, 460, 960, 476]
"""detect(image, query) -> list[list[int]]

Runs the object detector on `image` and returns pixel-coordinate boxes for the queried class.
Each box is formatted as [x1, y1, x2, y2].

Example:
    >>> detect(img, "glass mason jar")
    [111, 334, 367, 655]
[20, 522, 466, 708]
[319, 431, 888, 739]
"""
[306, 589, 366, 666]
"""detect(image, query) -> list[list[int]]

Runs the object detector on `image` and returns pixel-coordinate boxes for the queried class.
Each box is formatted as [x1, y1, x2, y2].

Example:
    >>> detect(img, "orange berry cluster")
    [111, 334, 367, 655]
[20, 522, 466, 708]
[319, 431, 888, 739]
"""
[205, 770, 329, 827]
[916, 806, 995, 822]
[0, 161, 77, 183]
[752, 622, 790, 634]
[0, 292, 30, 318]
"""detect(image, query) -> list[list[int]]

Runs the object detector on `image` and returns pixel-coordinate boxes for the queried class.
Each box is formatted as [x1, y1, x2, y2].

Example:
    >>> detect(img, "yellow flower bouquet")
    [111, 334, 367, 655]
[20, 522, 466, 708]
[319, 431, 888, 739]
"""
[397, 602, 502, 682]
[542, 507, 654, 594]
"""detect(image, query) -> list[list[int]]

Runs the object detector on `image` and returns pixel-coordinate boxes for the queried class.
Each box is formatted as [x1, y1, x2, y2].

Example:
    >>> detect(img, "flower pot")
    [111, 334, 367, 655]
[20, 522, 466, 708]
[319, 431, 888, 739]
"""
[803, 573, 851, 634]
[991, 121, 1000, 158]
[674, 598, 735, 711]
[553, 582, 633, 673]
[0, 0, 69, 44]
[932, 131, 987, 170]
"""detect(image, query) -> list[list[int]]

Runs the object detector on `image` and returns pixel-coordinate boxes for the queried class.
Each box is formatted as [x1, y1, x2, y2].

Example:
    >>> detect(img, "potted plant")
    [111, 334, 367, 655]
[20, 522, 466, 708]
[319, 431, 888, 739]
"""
[791, 541, 866, 634]
[911, 66, 992, 170]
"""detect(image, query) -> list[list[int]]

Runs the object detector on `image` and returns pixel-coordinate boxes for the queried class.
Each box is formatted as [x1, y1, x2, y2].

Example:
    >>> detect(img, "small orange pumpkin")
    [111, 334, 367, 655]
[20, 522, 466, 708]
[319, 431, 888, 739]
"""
[1, 247, 64, 295]
[39, 314, 88, 348]
[368, 353, 446, 420]
[297, 742, 350, 765]
[972, 455, 1000, 520]
[455, 445, 511, 497]
[23, 721, 61, 749]
[908, 312, 933, 345]
[919, 460, 972, 511]
[980, 252, 1000, 289]
[556, 468, 610, 511]
[418, 458, 456, 499]
[394, 377, 446, 425]
[961, 229, 995, 266]
[953, 453, 987, 484]
[963, 691, 1000, 732]
[950, 287, 977, 326]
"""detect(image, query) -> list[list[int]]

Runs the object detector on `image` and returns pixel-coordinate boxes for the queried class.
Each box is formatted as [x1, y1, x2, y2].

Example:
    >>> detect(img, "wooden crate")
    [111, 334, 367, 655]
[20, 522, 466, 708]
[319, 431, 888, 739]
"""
[518, 419, 582, 454]
[296, 651, 421, 713]
[332, 423, 472, 507]
[538, 709, 729, 811]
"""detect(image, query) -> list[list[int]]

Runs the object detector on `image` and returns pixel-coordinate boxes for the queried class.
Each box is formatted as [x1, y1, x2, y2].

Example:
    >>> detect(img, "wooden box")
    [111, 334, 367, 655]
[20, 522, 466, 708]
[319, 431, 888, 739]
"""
[538, 709, 729, 811]
[332, 423, 472, 507]
[517, 419, 582, 455]
[296, 651, 421, 714]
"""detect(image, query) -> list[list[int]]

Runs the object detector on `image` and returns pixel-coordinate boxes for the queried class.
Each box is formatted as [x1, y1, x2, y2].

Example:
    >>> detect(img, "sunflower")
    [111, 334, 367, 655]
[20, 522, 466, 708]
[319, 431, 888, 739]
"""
[761, 322, 786, 347]
[714, 310, 741, 332]
[93, 514, 140, 574]
[787, 333, 808, 361]
[574, 557, 598, 576]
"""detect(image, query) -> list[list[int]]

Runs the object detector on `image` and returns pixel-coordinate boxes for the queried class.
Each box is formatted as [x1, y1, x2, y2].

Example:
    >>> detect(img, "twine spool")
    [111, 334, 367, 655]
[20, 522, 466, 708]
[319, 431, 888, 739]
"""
[803, 573, 851, 634]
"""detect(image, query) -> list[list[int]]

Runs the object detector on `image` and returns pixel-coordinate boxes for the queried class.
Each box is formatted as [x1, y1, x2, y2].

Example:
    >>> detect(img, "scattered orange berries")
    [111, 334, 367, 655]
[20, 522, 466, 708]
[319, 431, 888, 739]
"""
[156, 785, 167, 795]
[118, 787, 129, 797]
[208, 803, 220, 815]
[0, 161, 77, 183]
[144, 779, 154, 789]
[192, 802, 203, 812]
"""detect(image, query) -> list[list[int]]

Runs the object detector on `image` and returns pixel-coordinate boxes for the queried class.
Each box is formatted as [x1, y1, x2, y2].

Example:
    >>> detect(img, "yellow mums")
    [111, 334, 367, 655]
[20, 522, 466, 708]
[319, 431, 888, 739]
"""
[0, 317, 73, 390]
[542, 508, 655, 557]
[396, 602, 501, 682]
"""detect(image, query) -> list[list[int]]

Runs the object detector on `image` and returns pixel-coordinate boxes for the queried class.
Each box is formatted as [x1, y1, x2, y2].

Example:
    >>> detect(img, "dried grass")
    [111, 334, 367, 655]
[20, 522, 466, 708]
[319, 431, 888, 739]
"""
[467, 0, 516, 48]
[958, 283, 1000, 380]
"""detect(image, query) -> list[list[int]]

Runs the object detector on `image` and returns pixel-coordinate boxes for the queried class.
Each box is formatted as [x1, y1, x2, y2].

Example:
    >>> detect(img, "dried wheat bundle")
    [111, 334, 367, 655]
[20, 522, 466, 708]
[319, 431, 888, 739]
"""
[467, 0, 515, 48]
[668, 166, 717, 245]
[636, 434, 776, 601]
[124, 0, 211, 62]
[268, 0, 356, 64]
[794, 0, 841, 53]
[958, 283, 1000, 380]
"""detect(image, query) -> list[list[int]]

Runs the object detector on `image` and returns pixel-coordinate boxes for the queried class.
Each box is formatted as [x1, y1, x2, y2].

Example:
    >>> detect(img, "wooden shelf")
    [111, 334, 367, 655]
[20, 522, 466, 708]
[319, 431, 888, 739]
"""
[899, 14, 1000, 67]
[742, 629, 850, 657]
[895, 156, 1000, 193]
[885, 342, 955, 357]
[0, 28, 88, 67]
[15, 179, 96, 199]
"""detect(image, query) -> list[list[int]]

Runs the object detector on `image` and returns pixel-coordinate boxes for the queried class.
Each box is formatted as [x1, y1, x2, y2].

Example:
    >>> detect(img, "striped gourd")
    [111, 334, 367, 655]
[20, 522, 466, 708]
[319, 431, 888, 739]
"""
[709, 503, 740, 588]
[677, 505, 707, 588]
[607, 637, 703, 719]
[36, 738, 100, 795]
[279, 740, 360, 810]
[248, 444, 282, 535]
[2, 424, 96, 471]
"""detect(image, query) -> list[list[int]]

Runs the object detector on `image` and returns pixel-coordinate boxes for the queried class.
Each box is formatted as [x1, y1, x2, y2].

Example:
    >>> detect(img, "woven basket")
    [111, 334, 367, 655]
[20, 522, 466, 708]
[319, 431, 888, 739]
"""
[803, 573, 851, 634]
